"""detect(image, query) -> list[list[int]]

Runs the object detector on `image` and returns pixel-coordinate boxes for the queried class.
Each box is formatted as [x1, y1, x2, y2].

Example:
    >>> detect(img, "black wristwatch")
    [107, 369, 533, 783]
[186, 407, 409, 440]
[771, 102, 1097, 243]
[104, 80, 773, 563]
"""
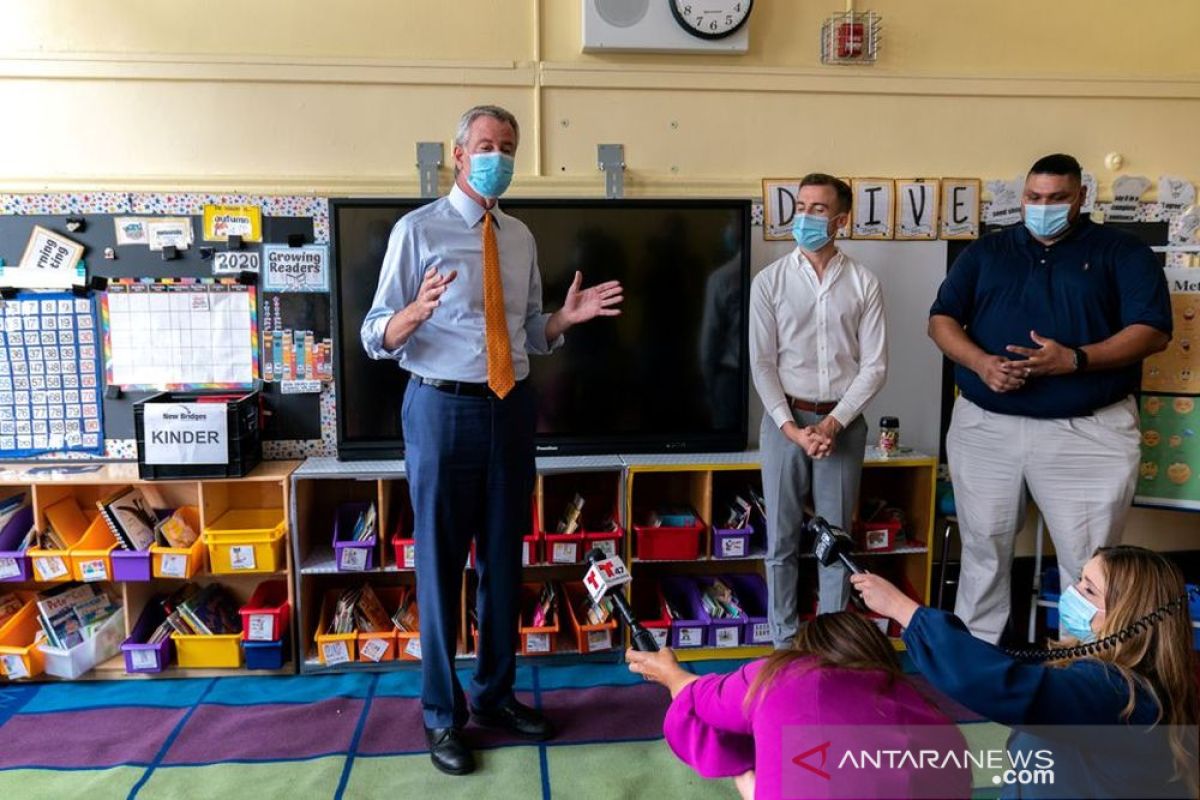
[1072, 347, 1088, 373]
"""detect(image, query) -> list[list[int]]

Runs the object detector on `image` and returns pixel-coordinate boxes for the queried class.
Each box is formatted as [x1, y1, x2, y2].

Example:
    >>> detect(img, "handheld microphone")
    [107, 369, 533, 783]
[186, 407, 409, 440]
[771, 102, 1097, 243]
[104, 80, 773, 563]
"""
[807, 516, 869, 610]
[584, 548, 659, 652]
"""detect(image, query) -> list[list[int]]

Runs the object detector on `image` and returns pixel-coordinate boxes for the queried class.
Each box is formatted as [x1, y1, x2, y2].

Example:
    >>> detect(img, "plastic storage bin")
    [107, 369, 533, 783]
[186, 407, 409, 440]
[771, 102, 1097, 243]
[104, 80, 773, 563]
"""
[40, 608, 124, 679]
[70, 514, 120, 583]
[134, 389, 261, 480]
[239, 579, 290, 642]
[0, 594, 46, 680]
[29, 497, 91, 582]
[633, 514, 705, 561]
[111, 548, 153, 582]
[544, 532, 586, 565]
[172, 631, 244, 669]
[0, 504, 34, 583]
[712, 525, 753, 559]
[694, 576, 743, 648]
[151, 506, 206, 579]
[204, 508, 286, 574]
[244, 636, 288, 670]
[562, 581, 619, 654]
[391, 532, 416, 570]
[333, 502, 377, 572]
[122, 600, 175, 674]
[314, 590, 357, 665]
[726, 573, 770, 645]
[661, 576, 707, 649]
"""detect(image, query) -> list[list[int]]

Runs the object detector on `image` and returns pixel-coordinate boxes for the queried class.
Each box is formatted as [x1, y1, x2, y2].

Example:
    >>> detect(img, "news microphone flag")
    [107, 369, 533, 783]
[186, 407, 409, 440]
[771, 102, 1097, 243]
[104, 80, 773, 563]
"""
[584, 548, 658, 652]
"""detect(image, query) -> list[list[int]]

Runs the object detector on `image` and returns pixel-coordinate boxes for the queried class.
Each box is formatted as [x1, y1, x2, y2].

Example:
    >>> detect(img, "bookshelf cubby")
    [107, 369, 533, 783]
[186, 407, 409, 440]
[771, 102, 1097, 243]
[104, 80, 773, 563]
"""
[0, 460, 299, 681]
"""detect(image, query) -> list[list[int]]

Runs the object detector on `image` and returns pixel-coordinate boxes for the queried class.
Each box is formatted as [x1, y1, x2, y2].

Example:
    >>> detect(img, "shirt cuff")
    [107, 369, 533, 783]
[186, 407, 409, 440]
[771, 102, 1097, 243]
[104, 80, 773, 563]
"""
[769, 403, 794, 430]
[525, 312, 563, 355]
[363, 314, 405, 360]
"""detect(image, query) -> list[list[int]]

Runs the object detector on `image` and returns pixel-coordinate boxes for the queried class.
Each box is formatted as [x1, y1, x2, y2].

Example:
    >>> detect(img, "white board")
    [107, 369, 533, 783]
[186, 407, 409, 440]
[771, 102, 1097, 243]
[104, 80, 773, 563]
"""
[747, 237, 948, 458]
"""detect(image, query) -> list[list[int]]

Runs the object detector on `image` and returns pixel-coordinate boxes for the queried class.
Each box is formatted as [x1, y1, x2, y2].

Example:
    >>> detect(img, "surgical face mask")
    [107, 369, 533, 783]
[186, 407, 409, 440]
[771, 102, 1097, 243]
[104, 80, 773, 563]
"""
[467, 152, 515, 198]
[1024, 203, 1071, 239]
[792, 213, 833, 252]
[1059, 585, 1099, 642]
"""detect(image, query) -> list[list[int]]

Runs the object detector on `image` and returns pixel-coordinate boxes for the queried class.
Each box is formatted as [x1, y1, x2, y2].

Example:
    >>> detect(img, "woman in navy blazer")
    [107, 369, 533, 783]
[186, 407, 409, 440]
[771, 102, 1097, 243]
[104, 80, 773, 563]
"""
[853, 545, 1198, 799]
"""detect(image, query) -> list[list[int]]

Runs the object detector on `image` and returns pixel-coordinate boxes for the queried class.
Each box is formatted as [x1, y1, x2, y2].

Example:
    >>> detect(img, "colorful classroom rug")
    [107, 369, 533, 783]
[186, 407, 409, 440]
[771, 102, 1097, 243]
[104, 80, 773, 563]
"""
[0, 660, 1007, 800]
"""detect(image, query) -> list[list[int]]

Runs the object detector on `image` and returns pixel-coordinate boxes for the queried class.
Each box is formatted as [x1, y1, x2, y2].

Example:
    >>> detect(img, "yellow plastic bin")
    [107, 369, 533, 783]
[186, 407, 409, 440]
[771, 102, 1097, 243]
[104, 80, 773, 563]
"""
[204, 508, 286, 574]
[152, 507, 207, 579]
[70, 515, 120, 583]
[0, 594, 46, 680]
[29, 498, 92, 582]
[314, 590, 356, 665]
[171, 631, 244, 669]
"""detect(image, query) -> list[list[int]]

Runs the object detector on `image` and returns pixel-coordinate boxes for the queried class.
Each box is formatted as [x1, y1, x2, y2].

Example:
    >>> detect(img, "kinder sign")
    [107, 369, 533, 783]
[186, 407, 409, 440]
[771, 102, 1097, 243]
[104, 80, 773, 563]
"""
[143, 403, 228, 464]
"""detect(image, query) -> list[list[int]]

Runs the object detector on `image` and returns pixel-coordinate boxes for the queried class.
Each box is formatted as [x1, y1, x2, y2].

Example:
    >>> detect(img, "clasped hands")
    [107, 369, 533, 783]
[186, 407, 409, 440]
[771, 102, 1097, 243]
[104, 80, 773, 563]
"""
[976, 329, 1075, 394]
[783, 415, 842, 459]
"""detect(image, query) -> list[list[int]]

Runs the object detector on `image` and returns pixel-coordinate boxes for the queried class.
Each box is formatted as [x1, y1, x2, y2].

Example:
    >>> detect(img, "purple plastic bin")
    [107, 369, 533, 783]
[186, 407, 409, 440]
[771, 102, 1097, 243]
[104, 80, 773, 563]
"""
[661, 576, 707, 649]
[726, 573, 770, 645]
[333, 502, 377, 572]
[111, 550, 153, 582]
[694, 576, 743, 649]
[121, 598, 174, 674]
[712, 525, 753, 559]
[0, 505, 34, 583]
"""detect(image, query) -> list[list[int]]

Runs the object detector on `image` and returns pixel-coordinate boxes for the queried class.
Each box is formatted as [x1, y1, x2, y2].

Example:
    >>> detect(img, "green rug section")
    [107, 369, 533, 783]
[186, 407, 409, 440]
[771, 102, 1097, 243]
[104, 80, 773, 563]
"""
[0, 766, 143, 800]
[134, 756, 346, 800]
[347, 748, 544, 799]
[546, 740, 740, 800]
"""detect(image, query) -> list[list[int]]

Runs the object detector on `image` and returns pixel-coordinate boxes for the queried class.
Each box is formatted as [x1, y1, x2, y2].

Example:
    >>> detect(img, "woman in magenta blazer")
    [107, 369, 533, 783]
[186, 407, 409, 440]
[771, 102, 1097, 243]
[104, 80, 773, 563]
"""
[627, 611, 970, 800]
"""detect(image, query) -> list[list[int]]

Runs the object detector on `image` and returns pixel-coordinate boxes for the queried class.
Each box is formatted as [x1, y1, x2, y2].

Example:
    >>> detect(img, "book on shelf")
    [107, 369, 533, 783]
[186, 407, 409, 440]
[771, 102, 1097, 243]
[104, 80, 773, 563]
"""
[645, 507, 698, 529]
[353, 584, 391, 632]
[530, 582, 557, 628]
[350, 504, 378, 543]
[724, 495, 752, 529]
[555, 494, 585, 535]
[700, 579, 743, 620]
[158, 583, 241, 636]
[97, 487, 158, 551]
[0, 493, 28, 531]
[391, 586, 418, 633]
[155, 509, 198, 549]
[0, 592, 23, 628]
[578, 593, 614, 626]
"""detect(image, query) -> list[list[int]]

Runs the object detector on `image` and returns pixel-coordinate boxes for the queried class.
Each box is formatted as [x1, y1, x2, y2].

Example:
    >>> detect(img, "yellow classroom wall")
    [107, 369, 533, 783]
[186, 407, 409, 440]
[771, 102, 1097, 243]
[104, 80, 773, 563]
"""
[1, 0, 1196, 552]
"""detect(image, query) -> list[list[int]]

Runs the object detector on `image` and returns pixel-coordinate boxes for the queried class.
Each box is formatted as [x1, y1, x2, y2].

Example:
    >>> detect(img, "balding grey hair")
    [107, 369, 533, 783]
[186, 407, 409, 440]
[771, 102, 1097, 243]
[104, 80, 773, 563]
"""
[454, 105, 520, 149]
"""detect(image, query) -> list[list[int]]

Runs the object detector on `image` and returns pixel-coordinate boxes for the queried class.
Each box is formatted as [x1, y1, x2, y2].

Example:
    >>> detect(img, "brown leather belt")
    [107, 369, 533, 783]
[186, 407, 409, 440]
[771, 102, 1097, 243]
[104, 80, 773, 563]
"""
[789, 397, 838, 415]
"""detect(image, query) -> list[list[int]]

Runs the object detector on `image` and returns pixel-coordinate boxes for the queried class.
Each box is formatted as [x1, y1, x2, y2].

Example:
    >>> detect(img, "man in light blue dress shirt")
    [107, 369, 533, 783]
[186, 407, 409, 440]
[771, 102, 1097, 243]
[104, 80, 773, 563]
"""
[362, 105, 623, 776]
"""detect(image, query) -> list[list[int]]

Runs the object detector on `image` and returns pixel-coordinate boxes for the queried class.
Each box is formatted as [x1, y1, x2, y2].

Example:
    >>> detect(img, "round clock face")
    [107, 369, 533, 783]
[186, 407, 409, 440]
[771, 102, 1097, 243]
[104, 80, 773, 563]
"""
[669, 0, 753, 40]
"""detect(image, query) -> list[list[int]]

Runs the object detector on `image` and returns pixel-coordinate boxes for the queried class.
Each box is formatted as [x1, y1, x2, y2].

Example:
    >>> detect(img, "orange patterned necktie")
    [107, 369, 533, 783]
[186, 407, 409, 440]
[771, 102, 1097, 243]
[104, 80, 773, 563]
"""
[482, 211, 515, 398]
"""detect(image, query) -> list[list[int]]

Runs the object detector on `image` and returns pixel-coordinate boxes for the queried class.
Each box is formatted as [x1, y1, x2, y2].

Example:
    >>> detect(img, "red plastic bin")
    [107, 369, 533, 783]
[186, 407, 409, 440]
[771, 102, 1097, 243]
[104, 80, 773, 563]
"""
[633, 519, 704, 561]
[239, 579, 291, 642]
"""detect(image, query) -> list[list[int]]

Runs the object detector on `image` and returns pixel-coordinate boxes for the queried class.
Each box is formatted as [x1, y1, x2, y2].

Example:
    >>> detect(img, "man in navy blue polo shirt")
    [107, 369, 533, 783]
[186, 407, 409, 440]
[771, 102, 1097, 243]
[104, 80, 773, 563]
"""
[928, 153, 1171, 643]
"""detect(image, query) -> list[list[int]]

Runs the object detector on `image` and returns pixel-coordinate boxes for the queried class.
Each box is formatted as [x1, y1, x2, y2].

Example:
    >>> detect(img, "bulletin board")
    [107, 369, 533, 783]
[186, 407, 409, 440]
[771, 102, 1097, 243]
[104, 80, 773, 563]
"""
[0, 194, 333, 460]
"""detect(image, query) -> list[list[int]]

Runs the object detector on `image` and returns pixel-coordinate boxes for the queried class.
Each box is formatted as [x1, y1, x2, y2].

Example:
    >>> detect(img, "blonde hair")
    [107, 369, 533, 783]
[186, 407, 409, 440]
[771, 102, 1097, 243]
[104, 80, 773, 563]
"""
[1052, 546, 1198, 796]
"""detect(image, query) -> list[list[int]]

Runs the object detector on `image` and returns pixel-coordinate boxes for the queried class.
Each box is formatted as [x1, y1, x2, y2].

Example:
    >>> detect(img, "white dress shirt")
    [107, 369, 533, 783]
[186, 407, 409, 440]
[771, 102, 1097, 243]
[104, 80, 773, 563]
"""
[360, 183, 561, 382]
[750, 248, 888, 430]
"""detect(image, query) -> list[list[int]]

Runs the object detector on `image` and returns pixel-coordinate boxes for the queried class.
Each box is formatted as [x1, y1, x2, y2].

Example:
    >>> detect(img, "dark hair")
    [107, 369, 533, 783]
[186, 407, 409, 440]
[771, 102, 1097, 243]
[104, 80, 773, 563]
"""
[799, 173, 853, 214]
[745, 611, 905, 710]
[1028, 153, 1082, 182]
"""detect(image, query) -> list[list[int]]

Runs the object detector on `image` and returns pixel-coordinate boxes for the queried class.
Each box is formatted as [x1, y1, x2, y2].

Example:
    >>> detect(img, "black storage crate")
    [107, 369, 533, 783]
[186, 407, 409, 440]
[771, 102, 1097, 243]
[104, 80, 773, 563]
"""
[134, 390, 262, 480]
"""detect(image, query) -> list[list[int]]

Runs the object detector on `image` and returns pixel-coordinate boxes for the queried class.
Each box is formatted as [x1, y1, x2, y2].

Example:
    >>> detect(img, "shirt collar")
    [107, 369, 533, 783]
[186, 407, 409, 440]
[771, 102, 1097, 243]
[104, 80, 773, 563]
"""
[794, 247, 845, 281]
[448, 182, 504, 229]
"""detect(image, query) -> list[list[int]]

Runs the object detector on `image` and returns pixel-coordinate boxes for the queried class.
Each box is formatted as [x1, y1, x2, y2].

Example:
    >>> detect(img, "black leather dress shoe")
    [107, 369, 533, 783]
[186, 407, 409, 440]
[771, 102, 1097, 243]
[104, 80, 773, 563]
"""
[425, 727, 475, 775]
[471, 698, 555, 741]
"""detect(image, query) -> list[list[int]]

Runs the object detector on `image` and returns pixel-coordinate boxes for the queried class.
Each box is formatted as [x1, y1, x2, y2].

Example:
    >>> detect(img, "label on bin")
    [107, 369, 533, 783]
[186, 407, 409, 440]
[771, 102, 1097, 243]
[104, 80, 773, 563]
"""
[130, 649, 159, 671]
[159, 553, 188, 578]
[2, 654, 28, 679]
[402, 544, 415, 568]
[587, 630, 612, 652]
[403, 638, 422, 660]
[521, 541, 531, 566]
[594, 539, 617, 558]
[525, 633, 550, 653]
[322, 641, 350, 665]
[650, 628, 669, 648]
[142, 402, 229, 464]
[677, 627, 703, 647]
[360, 638, 389, 662]
[715, 627, 740, 648]
[339, 547, 368, 572]
[36, 555, 68, 580]
[752, 623, 770, 643]
[79, 559, 108, 582]
[552, 542, 576, 564]
[0, 557, 20, 580]
[247, 614, 275, 641]
[720, 537, 746, 558]
[229, 546, 257, 571]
